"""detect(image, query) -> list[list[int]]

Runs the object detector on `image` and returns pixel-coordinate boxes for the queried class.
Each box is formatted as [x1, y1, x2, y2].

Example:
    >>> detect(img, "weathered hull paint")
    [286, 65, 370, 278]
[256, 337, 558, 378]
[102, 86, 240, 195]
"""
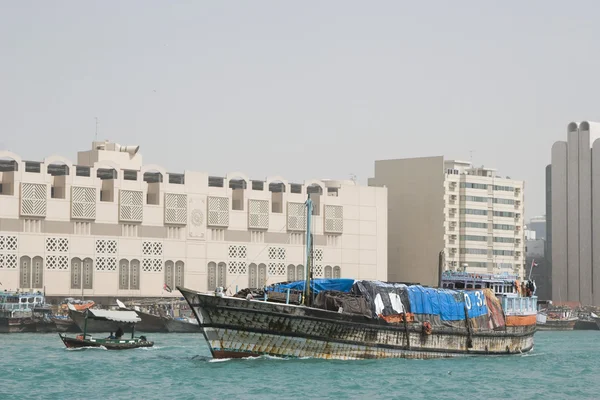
[59, 334, 154, 350]
[0, 317, 37, 333]
[179, 288, 536, 360]
[505, 314, 537, 326]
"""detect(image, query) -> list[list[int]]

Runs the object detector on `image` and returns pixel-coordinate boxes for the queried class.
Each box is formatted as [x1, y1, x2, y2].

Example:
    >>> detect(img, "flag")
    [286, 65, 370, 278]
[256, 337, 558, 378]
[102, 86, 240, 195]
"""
[531, 260, 538, 268]
[163, 283, 172, 293]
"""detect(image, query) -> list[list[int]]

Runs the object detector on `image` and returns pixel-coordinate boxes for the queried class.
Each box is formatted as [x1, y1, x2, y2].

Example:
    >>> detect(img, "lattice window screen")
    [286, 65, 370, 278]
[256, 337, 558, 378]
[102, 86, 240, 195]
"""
[248, 199, 269, 229]
[313, 264, 323, 277]
[0, 236, 18, 251]
[21, 183, 47, 217]
[165, 193, 187, 224]
[46, 237, 69, 253]
[71, 186, 96, 219]
[228, 245, 247, 259]
[227, 261, 248, 275]
[313, 248, 323, 262]
[287, 202, 306, 231]
[119, 190, 143, 222]
[324, 205, 343, 234]
[207, 196, 229, 227]
[268, 247, 286, 261]
[46, 255, 69, 270]
[268, 262, 286, 276]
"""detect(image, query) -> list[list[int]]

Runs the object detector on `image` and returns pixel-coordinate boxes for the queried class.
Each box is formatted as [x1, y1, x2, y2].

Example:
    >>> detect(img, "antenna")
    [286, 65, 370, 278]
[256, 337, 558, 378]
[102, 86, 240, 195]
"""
[469, 150, 473, 164]
[95, 117, 99, 141]
[350, 173, 357, 183]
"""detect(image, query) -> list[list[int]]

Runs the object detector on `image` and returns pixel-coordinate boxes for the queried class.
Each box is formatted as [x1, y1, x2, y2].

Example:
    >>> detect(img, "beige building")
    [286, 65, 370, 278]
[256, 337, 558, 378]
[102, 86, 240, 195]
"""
[370, 157, 525, 286]
[0, 141, 387, 301]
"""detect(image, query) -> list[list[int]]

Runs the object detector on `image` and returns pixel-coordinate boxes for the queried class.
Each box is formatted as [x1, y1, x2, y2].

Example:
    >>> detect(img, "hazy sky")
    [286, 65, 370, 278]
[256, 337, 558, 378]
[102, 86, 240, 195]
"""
[2, 1, 600, 218]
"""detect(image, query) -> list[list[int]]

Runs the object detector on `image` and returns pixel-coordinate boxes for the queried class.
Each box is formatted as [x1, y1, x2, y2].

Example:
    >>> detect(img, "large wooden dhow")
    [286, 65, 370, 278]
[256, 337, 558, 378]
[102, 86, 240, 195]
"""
[179, 197, 538, 360]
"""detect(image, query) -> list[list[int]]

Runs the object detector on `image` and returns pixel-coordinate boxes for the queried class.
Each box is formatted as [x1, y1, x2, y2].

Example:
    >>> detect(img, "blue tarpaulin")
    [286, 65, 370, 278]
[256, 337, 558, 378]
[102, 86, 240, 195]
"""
[406, 285, 488, 320]
[268, 279, 355, 295]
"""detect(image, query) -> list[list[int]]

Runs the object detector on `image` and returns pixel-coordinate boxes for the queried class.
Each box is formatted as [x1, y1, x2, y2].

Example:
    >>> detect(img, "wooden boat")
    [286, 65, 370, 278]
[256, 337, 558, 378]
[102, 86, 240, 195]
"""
[178, 196, 538, 360]
[59, 307, 153, 350]
[0, 292, 45, 333]
[537, 307, 578, 331]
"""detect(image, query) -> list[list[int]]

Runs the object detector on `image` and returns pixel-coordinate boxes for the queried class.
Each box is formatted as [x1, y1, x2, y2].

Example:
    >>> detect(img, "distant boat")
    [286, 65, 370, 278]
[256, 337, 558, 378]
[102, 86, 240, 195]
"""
[115, 300, 168, 333]
[163, 316, 199, 333]
[0, 292, 45, 333]
[536, 307, 578, 331]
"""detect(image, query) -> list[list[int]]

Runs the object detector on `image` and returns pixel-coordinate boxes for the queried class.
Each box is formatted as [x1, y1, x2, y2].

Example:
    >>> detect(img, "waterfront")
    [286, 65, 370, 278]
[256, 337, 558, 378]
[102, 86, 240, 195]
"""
[0, 331, 598, 400]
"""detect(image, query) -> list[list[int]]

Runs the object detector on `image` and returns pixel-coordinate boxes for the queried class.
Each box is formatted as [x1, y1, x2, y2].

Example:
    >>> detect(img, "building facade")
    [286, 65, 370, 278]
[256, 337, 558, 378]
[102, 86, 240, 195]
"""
[0, 141, 387, 302]
[547, 121, 600, 306]
[370, 157, 525, 286]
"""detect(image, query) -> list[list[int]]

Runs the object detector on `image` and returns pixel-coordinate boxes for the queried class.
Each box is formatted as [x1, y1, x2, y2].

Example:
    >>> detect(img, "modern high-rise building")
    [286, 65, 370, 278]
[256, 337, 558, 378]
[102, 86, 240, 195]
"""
[369, 157, 525, 286]
[0, 141, 388, 303]
[547, 121, 600, 306]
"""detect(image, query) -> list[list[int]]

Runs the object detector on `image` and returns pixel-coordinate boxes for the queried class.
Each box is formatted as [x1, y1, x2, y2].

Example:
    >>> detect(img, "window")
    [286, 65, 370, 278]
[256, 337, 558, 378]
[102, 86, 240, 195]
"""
[460, 208, 488, 215]
[333, 266, 341, 278]
[459, 248, 488, 255]
[460, 235, 487, 242]
[20, 256, 31, 288]
[119, 259, 130, 290]
[229, 179, 246, 211]
[493, 237, 514, 243]
[324, 265, 332, 279]
[493, 211, 514, 217]
[83, 258, 94, 289]
[168, 173, 184, 184]
[71, 258, 82, 289]
[130, 259, 140, 290]
[494, 185, 514, 192]
[460, 195, 487, 202]
[493, 224, 514, 230]
[175, 261, 184, 288]
[123, 170, 138, 181]
[164, 260, 174, 290]
[493, 250, 514, 256]
[492, 198, 515, 205]
[460, 182, 487, 190]
[269, 182, 285, 213]
[460, 222, 487, 229]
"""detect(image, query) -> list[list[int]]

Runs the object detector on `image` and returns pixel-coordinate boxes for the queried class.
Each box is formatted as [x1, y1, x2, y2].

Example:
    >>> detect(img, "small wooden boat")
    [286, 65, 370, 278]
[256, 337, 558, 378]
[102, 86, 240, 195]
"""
[59, 307, 153, 350]
[59, 333, 154, 350]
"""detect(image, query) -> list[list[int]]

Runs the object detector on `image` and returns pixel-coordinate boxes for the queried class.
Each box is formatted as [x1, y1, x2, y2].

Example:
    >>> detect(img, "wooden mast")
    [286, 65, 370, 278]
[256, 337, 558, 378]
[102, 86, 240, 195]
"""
[303, 195, 313, 306]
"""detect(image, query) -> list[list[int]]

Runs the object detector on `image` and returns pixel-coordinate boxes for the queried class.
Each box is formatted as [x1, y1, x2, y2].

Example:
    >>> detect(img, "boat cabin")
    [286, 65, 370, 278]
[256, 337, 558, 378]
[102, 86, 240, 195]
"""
[441, 271, 519, 296]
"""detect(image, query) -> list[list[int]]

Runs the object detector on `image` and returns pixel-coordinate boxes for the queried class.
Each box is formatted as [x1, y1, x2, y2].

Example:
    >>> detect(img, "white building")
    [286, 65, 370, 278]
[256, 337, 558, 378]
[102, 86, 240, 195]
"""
[0, 141, 387, 302]
[369, 157, 525, 286]
[548, 121, 600, 306]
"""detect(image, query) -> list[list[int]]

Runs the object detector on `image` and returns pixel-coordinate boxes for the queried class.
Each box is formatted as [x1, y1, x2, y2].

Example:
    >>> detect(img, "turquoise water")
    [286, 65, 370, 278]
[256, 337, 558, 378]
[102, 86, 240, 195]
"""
[0, 331, 598, 400]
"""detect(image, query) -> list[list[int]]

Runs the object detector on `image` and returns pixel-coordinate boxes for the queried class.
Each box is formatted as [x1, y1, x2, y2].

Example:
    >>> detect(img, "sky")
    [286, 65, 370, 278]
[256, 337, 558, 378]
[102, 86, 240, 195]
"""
[2, 1, 600, 218]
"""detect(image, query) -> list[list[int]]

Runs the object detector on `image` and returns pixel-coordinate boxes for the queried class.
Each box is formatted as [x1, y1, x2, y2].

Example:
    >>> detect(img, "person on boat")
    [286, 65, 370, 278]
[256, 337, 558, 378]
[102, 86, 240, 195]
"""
[107, 332, 115, 339]
[115, 327, 124, 339]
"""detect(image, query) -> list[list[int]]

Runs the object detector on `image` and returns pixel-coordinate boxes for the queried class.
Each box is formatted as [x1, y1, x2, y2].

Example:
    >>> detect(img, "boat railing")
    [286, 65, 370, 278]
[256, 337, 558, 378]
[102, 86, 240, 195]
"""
[502, 296, 537, 315]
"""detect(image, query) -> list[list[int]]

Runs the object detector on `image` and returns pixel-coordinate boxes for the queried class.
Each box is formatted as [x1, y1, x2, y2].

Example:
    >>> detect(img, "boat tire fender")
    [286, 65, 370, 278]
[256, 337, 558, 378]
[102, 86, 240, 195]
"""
[423, 321, 432, 335]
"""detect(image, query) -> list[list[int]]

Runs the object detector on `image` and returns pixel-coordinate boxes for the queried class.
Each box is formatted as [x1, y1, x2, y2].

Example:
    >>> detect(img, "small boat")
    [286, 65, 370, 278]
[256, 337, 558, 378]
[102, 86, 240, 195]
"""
[574, 311, 600, 330]
[536, 306, 578, 331]
[59, 308, 153, 350]
[163, 316, 199, 333]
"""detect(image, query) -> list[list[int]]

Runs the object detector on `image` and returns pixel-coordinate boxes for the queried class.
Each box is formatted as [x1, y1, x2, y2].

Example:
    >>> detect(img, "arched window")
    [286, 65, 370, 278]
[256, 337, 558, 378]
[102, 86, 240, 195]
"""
[324, 265, 332, 279]
[217, 262, 227, 288]
[130, 259, 140, 290]
[175, 261, 184, 288]
[71, 258, 82, 289]
[119, 259, 130, 290]
[83, 258, 94, 289]
[32, 256, 43, 289]
[258, 263, 267, 288]
[20, 256, 31, 288]
[296, 265, 304, 281]
[287, 264, 296, 281]
[207, 262, 217, 291]
[248, 263, 258, 288]
[333, 266, 341, 279]
[164, 260, 174, 290]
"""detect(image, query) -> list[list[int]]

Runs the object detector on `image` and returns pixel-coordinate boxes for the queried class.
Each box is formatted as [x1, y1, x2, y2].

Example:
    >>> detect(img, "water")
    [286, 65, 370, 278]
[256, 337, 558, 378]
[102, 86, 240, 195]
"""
[0, 331, 598, 400]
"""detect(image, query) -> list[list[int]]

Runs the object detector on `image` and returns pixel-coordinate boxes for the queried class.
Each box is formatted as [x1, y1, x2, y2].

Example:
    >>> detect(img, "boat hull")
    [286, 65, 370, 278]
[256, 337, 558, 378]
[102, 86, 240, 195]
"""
[0, 317, 37, 333]
[164, 318, 200, 333]
[69, 309, 124, 333]
[136, 311, 169, 333]
[52, 317, 80, 333]
[536, 319, 577, 331]
[574, 320, 599, 330]
[179, 288, 536, 360]
[59, 334, 154, 350]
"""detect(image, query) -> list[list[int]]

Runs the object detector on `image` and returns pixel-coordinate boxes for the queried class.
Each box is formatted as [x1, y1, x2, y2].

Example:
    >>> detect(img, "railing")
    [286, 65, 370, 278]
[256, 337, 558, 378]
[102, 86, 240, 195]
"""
[502, 296, 537, 314]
